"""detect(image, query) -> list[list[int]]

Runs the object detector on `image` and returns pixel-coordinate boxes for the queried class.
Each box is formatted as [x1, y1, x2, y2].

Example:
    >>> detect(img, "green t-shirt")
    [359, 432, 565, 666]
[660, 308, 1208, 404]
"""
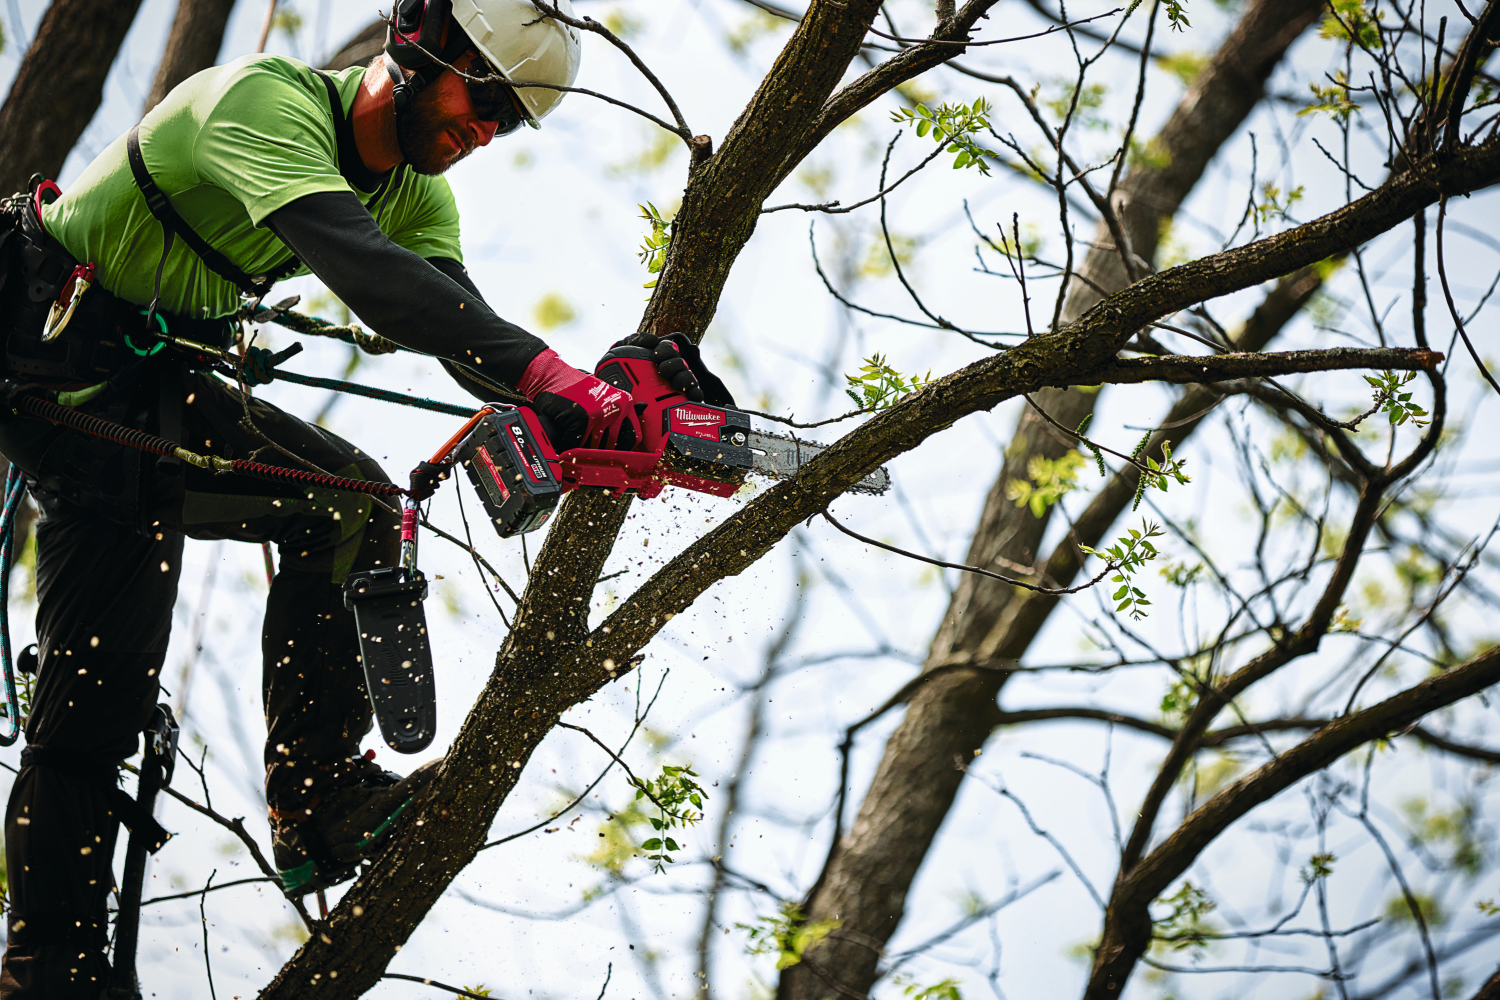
[43, 54, 463, 320]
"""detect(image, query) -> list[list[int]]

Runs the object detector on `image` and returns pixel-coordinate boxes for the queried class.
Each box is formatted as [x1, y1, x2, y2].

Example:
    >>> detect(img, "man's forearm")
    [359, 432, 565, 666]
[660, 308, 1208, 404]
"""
[265, 190, 546, 393]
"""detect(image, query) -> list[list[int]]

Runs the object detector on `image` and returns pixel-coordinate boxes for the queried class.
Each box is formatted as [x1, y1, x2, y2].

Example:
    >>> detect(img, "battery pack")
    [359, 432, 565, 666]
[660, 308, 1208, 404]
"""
[344, 567, 436, 754]
[453, 408, 563, 538]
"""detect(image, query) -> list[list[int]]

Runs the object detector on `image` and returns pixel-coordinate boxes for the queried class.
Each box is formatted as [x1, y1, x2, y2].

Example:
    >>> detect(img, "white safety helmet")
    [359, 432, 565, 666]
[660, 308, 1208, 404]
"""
[451, 0, 582, 123]
[385, 0, 581, 125]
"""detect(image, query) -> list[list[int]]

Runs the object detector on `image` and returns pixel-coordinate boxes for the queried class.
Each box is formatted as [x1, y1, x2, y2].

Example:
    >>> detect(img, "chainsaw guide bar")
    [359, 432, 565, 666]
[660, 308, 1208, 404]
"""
[744, 430, 890, 496]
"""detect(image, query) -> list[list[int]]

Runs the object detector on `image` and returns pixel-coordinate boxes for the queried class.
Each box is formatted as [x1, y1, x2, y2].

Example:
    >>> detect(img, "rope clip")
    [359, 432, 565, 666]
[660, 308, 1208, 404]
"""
[41, 262, 96, 343]
[239, 342, 305, 386]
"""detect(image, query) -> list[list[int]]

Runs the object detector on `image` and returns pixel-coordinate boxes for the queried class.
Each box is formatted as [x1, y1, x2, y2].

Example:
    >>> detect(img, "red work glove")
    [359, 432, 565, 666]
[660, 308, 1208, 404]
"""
[518, 348, 635, 452]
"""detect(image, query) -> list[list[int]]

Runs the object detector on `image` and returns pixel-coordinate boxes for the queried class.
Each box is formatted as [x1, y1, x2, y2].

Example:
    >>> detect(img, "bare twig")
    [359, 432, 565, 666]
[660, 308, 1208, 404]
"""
[1436, 195, 1500, 395]
[383, 973, 510, 1000]
[144, 876, 276, 906]
[861, 6, 1122, 45]
[821, 510, 1115, 594]
[199, 870, 219, 1000]
[481, 672, 669, 850]
[763, 132, 944, 213]
[527, 1, 692, 139]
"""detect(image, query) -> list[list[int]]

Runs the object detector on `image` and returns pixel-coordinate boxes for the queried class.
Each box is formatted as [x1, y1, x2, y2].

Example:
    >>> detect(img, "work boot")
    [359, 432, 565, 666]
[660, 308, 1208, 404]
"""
[270, 759, 440, 898]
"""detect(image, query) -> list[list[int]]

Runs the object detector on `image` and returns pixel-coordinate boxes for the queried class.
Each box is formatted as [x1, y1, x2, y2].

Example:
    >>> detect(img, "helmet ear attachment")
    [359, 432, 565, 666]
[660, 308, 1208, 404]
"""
[386, 0, 456, 71]
[385, 59, 413, 115]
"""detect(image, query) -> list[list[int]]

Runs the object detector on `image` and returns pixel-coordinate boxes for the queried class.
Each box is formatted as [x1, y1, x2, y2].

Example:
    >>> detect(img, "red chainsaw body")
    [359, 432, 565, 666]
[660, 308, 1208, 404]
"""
[453, 349, 754, 537]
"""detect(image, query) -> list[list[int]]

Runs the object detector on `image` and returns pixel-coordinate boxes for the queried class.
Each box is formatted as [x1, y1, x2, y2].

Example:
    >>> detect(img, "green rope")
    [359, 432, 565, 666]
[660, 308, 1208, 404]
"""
[252, 368, 476, 417]
[242, 303, 525, 410]
[246, 304, 379, 350]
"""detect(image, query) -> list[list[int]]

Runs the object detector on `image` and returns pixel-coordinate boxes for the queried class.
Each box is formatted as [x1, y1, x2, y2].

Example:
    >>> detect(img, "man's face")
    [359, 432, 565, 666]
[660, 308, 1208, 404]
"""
[396, 54, 511, 175]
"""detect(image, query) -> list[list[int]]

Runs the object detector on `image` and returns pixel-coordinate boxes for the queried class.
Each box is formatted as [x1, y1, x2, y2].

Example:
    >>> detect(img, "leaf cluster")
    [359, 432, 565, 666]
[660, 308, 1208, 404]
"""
[1299, 72, 1361, 121]
[890, 98, 996, 174]
[631, 763, 706, 872]
[1320, 0, 1382, 48]
[1300, 852, 1338, 883]
[1151, 881, 1218, 952]
[1128, 0, 1191, 30]
[1130, 434, 1191, 511]
[844, 353, 931, 411]
[892, 975, 964, 1000]
[1006, 452, 1086, 519]
[738, 901, 842, 970]
[1364, 370, 1430, 427]
[1081, 520, 1165, 619]
[637, 202, 673, 290]
[1254, 182, 1305, 224]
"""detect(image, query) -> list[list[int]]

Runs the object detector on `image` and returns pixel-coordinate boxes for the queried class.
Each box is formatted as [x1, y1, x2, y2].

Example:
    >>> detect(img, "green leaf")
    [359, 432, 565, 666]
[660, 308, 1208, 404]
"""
[642, 838, 662, 850]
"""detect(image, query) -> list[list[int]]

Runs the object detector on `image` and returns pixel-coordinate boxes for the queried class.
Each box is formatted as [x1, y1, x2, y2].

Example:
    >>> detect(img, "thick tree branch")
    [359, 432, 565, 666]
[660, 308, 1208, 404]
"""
[1095, 347, 1443, 385]
[993, 708, 1500, 764]
[143, 0, 237, 116]
[0, 0, 146, 195]
[1085, 645, 1500, 998]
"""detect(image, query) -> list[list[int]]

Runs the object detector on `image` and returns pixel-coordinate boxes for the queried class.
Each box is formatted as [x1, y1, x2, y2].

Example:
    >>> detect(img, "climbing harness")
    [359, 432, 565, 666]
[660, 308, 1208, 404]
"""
[0, 464, 25, 745]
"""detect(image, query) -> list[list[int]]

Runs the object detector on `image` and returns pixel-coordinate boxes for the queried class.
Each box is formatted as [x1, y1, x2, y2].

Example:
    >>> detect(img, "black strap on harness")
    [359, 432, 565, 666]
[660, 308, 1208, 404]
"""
[124, 69, 400, 319]
[126, 129, 295, 302]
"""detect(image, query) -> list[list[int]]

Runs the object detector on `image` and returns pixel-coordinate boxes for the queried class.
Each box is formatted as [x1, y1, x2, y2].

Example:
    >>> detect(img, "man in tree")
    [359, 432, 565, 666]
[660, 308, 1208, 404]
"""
[0, 1, 642, 995]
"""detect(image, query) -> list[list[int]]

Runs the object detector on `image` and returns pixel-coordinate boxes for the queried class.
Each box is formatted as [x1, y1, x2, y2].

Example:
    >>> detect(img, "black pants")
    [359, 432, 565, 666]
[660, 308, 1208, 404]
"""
[0, 361, 400, 997]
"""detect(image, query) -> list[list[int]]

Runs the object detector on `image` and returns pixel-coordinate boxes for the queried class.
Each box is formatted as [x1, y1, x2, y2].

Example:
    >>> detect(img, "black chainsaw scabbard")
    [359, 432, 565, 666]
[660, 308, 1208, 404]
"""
[343, 567, 436, 754]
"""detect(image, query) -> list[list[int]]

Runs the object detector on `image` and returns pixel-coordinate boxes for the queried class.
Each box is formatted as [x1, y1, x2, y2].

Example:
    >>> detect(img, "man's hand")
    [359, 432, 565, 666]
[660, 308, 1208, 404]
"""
[602, 333, 737, 409]
[518, 348, 634, 451]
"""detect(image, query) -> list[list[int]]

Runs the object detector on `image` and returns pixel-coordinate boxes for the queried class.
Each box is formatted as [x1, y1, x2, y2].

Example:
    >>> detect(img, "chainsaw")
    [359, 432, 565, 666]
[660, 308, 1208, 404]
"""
[451, 342, 890, 538]
[345, 342, 889, 754]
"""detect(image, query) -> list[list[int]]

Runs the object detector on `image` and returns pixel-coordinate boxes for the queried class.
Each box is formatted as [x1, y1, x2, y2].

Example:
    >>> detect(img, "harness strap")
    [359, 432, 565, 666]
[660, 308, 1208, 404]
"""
[123, 69, 397, 304]
[126, 128, 295, 299]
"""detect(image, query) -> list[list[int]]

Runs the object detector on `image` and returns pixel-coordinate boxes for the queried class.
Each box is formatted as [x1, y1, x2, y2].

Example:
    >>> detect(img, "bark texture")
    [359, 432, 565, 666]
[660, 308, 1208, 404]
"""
[142, 0, 237, 116]
[0, 0, 146, 195]
[778, 1, 1324, 997]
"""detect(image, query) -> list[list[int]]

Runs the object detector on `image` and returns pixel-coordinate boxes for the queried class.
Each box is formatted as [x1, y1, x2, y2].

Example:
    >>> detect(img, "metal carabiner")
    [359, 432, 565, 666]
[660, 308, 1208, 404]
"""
[41, 262, 96, 342]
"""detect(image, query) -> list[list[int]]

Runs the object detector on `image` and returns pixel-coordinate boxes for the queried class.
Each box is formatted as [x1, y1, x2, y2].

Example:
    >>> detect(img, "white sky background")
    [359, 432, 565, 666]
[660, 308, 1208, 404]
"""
[1, 0, 1500, 997]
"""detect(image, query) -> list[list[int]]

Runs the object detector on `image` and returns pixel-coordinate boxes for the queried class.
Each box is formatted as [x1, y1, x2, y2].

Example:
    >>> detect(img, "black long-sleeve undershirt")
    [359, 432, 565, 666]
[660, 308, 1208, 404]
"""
[265, 190, 545, 400]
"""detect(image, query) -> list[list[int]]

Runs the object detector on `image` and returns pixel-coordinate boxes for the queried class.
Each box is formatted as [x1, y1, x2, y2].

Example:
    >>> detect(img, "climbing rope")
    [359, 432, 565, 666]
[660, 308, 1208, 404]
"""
[0, 465, 25, 745]
[230, 346, 475, 417]
[8, 392, 420, 500]
[244, 302, 397, 354]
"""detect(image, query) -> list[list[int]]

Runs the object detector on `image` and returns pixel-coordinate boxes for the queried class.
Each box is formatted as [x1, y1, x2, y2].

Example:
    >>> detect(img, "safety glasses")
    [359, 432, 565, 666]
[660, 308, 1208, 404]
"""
[459, 56, 533, 135]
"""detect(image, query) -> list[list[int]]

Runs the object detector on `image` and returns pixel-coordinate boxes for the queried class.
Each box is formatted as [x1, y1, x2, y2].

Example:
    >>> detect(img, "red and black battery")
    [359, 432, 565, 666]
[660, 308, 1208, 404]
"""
[453, 347, 754, 538]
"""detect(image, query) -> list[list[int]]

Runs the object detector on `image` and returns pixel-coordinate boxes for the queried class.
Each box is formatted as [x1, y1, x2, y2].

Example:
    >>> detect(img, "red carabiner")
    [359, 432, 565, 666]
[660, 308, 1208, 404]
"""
[31, 179, 62, 232]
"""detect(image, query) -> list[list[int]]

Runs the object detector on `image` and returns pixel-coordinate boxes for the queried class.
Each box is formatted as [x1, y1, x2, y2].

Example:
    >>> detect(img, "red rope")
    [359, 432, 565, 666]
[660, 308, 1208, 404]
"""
[229, 459, 407, 497]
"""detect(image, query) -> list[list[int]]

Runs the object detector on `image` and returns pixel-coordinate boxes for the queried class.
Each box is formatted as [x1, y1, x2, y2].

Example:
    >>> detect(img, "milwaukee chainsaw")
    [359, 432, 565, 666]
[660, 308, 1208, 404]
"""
[344, 340, 888, 755]
[450, 341, 890, 538]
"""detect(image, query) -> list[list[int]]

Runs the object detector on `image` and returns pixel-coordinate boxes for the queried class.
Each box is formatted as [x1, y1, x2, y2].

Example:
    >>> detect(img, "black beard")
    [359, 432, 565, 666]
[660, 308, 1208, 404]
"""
[396, 94, 474, 176]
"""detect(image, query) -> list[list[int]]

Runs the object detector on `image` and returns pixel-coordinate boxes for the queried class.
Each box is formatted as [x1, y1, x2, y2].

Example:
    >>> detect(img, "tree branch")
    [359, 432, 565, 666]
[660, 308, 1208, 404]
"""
[1085, 644, 1500, 998]
[1095, 347, 1443, 385]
